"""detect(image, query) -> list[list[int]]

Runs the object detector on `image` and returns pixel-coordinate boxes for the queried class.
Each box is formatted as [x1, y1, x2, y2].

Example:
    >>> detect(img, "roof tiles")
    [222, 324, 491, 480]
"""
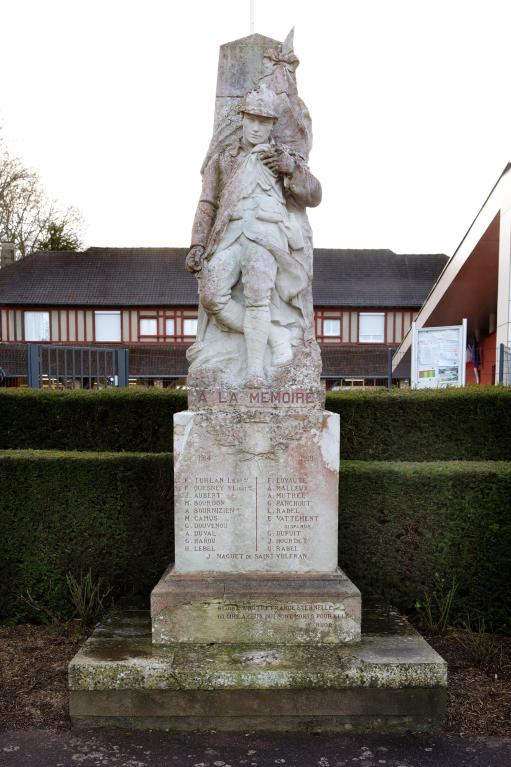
[0, 247, 447, 308]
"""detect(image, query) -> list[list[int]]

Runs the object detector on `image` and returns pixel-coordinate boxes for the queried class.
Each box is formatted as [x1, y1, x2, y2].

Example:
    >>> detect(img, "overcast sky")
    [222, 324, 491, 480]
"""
[1, 0, 510, 256]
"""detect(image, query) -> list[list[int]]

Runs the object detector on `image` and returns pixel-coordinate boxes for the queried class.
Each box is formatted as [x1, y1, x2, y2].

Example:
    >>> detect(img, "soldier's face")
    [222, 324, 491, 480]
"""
[242, 113, 274, 146]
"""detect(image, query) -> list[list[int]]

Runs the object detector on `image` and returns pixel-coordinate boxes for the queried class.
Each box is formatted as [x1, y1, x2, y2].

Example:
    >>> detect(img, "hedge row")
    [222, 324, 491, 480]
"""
[0, 450, 173, 623]
[329, 387, 511, 461]
[339, 461, 511, 631]
[1, 386, 510, 460]
[0, 389, 183, 455]
[1, 451, 509, 630]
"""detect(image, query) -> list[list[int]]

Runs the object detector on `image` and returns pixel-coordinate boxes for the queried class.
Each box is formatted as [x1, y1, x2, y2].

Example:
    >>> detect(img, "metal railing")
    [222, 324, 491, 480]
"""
[27, 344, 129, 389]
[1, 342, 402, 389]
[498, 343, 511, 385]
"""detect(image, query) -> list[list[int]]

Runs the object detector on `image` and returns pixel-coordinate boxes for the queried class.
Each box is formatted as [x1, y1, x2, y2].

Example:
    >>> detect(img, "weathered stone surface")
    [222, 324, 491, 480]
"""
[70, 608, 447, 690]
[188, 385, 325, 410]
[67, 30, 449, 733]
[151, 568, 361, 644]
[173, 407, 339, 574]
[187, 32, 320, 389]
[205, 31, 313, 173]
[216, 34, 279, 98]
[70, 689, 446, 733]
[69, 607, 447, 732]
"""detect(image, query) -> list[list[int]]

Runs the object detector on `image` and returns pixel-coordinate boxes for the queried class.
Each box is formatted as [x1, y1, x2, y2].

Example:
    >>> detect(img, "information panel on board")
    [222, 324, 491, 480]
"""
[411, 320, 467, 389]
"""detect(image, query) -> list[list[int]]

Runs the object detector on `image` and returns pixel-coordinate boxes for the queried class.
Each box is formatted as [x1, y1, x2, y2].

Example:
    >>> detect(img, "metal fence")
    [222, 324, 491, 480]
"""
[0, 343, 401, 389]
[498, 343, 511, 385]
[27, 345, 129, 389]
[2, 341, 510, 389]
[0, 343, 27, 387]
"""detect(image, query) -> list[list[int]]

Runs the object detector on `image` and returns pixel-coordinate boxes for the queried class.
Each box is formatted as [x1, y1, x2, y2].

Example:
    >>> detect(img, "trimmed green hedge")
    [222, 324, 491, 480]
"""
[0, 386, 510, 460]
[339, 461, 511, 631]
[0, 450, 173, 623]
[1, 451, 509, 630]
[329, 387, 511, 461]
[0, 389, 185, 454]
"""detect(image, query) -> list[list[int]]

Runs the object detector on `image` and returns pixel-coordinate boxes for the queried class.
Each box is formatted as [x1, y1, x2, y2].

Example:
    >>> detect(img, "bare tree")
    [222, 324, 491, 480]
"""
[0, 137, 82, 257]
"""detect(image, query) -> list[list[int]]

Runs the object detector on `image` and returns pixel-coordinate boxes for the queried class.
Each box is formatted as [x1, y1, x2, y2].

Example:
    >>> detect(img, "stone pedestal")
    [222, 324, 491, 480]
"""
[69, 390, 447, 732]
[150, 389, 362, 647]
[68, 391, 447, 730]
[68, 387, 447, 731]
[173, 395, 339, 574]
[69, 606, 447, 733]
[152, 568, 361, 644]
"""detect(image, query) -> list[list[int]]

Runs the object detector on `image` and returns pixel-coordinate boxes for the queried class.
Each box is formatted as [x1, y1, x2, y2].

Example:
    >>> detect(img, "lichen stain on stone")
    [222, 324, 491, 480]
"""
[69, 608, 447, 693]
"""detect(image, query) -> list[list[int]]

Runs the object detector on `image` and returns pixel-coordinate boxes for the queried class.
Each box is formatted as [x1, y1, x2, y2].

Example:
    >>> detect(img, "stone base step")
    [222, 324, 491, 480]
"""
[151, 567, 361, 644]
[69, 606, 447, 733]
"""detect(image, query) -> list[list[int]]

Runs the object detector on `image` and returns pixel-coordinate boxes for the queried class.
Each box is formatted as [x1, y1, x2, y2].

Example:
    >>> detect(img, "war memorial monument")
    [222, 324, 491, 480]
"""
[69, 31, 447, 731]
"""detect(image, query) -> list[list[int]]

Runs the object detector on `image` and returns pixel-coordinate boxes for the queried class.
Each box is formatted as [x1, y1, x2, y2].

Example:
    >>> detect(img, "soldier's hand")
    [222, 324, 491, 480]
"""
[260, 149, 295, 177]
[185, 245, 206, 273]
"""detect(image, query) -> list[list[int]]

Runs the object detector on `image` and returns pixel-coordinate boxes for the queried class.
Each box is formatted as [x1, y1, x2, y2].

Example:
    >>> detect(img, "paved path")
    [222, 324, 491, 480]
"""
[1, 730, 510, 767]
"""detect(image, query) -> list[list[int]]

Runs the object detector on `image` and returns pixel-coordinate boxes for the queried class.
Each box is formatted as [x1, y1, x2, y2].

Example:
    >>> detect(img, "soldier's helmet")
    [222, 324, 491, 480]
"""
[241, 84, 278, 120]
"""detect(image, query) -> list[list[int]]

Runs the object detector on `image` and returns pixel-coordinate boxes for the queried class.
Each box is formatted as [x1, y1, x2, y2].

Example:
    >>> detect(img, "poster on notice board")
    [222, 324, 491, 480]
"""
[411, 319, 467, 389]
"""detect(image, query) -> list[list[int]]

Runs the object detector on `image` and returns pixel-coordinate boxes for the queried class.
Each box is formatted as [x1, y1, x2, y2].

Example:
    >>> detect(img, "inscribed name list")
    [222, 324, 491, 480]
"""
[173, 409, 339, 574]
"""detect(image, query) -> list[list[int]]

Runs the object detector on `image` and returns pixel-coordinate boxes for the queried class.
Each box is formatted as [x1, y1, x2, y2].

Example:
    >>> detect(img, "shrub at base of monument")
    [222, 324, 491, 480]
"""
[0, 450, 173, 624]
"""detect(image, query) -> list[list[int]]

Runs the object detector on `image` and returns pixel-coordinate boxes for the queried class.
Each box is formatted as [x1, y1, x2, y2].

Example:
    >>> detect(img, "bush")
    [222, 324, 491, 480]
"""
[0, 450, 173, 623]
[1, 451, 509, 631]
[0, 386, 510, 460]
[339, 460, 511, 632]
[329, 386, 511, 461]
[0, 388, 185, 453]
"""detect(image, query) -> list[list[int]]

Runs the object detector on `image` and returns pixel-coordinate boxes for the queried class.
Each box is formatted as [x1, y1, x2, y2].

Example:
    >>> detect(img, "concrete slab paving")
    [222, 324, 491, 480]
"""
[1, 729, 510, 767]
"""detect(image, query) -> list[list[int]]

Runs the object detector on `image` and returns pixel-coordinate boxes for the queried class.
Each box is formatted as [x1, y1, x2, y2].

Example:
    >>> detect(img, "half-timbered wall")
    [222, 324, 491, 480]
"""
[0, 307, 199, 344]
[315, 308, 418, 344]
[0, 306, 418, 345]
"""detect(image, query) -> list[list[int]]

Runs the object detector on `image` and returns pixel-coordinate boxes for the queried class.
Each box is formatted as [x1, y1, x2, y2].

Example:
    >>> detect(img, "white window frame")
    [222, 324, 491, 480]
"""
[183, 318, 198, 336]
[165, 318, 175, 337]
[359, 312, 385, 344]
[323, 318, 341, 337]
[95, 311, 121, 342]
[140, 318, 158, 337]
[24, 311, 50, 342]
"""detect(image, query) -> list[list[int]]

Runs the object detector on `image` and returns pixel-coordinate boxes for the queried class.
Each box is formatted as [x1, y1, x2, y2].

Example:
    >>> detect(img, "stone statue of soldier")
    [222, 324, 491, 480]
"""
[186, 84, 321, 388]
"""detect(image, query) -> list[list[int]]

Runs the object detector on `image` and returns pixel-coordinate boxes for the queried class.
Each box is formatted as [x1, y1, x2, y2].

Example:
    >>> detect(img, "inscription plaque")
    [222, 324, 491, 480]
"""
[151, 570, 362, 644]
[174, 408, 339, 574]
[188, 387, 325, 410]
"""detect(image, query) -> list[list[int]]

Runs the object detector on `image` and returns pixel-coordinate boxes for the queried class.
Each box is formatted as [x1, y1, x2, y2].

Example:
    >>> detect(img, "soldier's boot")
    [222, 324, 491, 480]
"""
[268, 324, 293, 367]
[244, 306, 270, 388]
[215, 299, 244, 333]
